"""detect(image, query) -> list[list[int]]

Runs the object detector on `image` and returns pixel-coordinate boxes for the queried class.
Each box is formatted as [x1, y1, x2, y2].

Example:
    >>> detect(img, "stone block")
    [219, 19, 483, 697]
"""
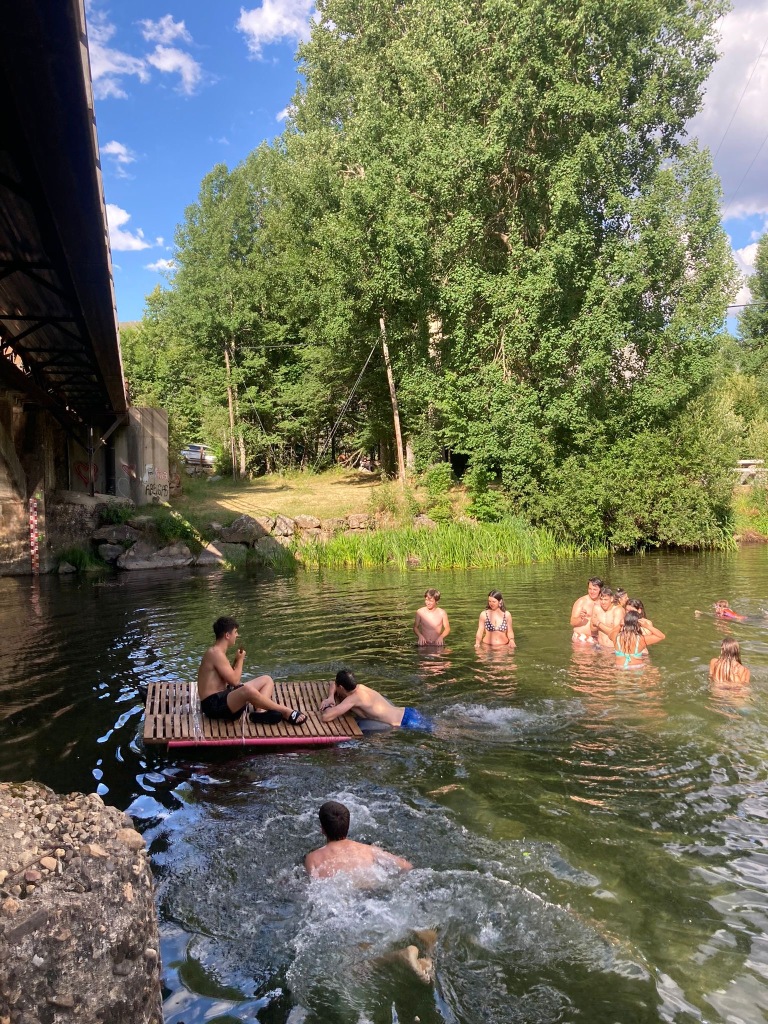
[273, 514, 295, 537]
[92, 524, 139, 545]
[294, 514, 321, 531]
[98, 544, 124, 563]
[117, 540, 194, 571]
[219, 514, 271, 544]
[195, 542, 248, 567]
[347, 513, 369, 530]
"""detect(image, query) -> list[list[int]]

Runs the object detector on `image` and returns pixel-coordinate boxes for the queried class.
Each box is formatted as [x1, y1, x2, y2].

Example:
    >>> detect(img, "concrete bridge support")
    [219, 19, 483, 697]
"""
[0, 394, 168, 576]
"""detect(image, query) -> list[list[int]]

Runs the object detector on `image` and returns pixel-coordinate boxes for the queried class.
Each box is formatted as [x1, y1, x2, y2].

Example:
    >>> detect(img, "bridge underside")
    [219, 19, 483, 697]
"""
[0, 0, 126, 427]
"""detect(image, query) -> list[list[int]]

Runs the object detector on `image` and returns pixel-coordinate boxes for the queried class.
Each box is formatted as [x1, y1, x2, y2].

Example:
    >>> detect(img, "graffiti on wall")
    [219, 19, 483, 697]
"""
[73, 461, 99, 487]
[143, 464, 169, 501]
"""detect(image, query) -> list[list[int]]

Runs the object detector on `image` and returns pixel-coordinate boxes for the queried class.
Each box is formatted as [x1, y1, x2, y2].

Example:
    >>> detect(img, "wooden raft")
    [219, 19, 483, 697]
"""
[143, 680, 363, 750]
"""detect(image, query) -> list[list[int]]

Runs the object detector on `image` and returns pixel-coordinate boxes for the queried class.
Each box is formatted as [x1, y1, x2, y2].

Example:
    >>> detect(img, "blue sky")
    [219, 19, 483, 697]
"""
[88, 0, 768, 328]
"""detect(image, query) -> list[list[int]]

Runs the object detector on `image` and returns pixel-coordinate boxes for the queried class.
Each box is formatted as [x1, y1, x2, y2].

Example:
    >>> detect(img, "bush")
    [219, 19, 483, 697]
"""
[56, 545, 103, 572]
[98, 502, 135, 525]
[422, 462, 454, 500]
[464, 463, 509, 523]
[533, 408, 737, 549]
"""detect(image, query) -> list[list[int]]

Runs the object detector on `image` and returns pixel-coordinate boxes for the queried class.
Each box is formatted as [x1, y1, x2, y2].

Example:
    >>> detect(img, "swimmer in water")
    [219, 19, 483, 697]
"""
[304, 802, 435, 982]
[475, 590, 515, 648]
[319, 670, 433, 731]
[570, 577, 603, 642]
[591, 586, 624, 649]
[709, 637, 751, 686]
[598, 609, 666, 667]
[714, 600, 748, 623]
[413, 588, 451, 646]
[614, 588, 628, 610]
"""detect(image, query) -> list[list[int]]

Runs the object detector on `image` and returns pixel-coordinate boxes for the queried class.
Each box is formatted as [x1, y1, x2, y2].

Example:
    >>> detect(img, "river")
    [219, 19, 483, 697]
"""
[1, 548, 767, 1023]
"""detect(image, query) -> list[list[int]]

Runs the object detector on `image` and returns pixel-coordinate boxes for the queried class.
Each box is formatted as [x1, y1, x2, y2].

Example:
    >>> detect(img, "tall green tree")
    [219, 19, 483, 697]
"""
[738, 231, 768, 372]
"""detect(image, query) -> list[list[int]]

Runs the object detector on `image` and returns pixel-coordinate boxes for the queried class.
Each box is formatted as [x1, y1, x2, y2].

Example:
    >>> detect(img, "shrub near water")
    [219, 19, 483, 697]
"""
[298, 519, 600, 570]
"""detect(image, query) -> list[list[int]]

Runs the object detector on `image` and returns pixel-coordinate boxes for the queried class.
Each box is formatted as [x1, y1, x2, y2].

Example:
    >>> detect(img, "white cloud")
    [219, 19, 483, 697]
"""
[689, 0, 768, 219]
[147, 45, 203, 95]
[144, 258, 176, 273]
[106, 204, 152, 251]
[139, 15, 192, 45]
[100, 140, 137, 178]
[237, 0, 314, 57]
[87, 9, 149, 100]
[276, 104, 294, 122]
[732, 240, 760, 306]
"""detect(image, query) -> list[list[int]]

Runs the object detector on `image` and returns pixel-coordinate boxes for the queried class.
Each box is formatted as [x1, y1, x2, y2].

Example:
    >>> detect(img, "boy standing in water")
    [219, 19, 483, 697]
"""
[413, 588, 451, 646]
[570, 577, 603, 642]
[591, 586, 624, 649]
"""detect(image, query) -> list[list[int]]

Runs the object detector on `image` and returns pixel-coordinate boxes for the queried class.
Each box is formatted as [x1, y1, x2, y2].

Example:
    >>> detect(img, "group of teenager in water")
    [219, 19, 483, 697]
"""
[196, 578, 751, 740]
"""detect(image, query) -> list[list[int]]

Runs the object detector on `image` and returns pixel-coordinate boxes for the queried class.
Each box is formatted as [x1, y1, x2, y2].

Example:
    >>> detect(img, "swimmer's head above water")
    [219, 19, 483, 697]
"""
[319, 800, 350, 841]
[335, 669, 358, 692]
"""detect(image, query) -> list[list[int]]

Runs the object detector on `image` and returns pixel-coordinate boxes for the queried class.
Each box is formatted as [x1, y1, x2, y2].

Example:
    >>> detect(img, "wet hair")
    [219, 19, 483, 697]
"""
[614, 588, 627, 604]
[319, 800, 350, 841]
[600, 586, 614, 599]
[335, 669, 358, 691]
[424, 588, 441, 602]
[715, 600, 730, 609]
[213, 616, 239, 639]
[616, 610, 643, 652]
[486, 590, 506, 611]
[715, 637, 743, 683]
[626, 598, 645, 617]
[588, 577, 603, 589]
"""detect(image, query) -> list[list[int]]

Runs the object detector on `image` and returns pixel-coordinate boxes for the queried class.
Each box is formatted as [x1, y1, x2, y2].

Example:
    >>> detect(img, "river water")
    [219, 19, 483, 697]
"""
[2, 549, 768, 1023]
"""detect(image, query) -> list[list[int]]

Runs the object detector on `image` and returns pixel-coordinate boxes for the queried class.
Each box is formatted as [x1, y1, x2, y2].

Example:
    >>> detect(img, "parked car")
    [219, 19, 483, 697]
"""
[180, 443, 216, 468]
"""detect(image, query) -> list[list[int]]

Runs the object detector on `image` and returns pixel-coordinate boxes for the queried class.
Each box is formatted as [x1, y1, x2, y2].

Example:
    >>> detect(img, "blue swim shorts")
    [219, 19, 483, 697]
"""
[400, 706, 433, 733]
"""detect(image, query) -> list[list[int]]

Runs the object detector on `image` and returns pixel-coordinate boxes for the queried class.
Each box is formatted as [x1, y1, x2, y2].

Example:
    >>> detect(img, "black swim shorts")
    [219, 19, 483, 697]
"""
[200, 688, 240, 721]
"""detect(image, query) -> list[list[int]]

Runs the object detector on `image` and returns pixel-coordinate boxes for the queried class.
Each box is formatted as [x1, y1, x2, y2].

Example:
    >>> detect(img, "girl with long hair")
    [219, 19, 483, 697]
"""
[599, 609, 665, 668]
[475, 590, 516, 648]
[709, 638, 750, 685]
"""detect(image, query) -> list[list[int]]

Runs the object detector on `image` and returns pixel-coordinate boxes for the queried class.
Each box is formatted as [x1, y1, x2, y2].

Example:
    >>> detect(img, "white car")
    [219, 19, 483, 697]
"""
[181, 443, 216, 467]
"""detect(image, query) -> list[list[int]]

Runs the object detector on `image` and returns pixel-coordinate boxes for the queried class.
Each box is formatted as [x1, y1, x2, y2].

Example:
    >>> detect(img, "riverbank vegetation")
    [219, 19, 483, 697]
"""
[122, 0, 768, 551]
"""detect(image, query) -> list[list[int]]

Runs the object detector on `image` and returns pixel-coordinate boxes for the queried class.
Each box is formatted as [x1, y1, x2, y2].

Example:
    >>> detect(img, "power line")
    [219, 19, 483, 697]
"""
[314, 338, 380, 470]
[722, 128, 768, 221]
[712, 33, 768, 160]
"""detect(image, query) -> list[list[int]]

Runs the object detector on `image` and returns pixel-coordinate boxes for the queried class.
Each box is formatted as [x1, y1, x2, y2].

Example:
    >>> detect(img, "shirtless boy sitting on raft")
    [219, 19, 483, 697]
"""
[414, 588, 451, 646]
[570, 577, 602, 642]
[197, 616, 306, 725]
[320, 670, 433, 732]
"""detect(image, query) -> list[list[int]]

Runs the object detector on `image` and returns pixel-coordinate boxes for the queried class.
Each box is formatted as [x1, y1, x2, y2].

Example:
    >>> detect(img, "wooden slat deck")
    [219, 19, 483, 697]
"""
[143, 680, 363, 749]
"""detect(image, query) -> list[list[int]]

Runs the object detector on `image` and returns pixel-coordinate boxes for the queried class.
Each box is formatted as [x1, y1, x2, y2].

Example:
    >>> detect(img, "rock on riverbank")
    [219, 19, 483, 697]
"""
[0, 782, 162, 1024]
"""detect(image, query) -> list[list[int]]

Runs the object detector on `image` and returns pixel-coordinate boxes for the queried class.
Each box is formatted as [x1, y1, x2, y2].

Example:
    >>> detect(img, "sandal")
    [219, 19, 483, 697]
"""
[288, 709, 306, 725]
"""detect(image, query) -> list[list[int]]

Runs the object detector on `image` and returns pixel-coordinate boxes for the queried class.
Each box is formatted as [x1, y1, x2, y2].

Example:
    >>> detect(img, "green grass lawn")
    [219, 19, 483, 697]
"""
[171, 467, 388, 532]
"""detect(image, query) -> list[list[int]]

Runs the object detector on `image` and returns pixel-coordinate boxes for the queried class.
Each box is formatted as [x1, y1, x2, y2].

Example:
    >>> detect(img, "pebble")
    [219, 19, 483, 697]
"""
[0, 870, 7, 884]
[40, 858, 57, 872]
[84, 843, 109, 859]
[24, 870, 42, 884]
[116, 828, 145, 852]
[1, 898, 20, 916]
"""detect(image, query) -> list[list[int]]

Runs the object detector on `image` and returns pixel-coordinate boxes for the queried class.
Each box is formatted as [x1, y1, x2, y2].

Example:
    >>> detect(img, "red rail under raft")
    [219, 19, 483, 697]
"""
[143, 680, 363, 750]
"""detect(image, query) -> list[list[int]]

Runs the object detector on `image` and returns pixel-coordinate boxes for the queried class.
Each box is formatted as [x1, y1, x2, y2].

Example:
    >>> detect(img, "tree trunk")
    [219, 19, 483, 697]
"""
[379, 314, 406, 486]
[223, 343, 238, 480]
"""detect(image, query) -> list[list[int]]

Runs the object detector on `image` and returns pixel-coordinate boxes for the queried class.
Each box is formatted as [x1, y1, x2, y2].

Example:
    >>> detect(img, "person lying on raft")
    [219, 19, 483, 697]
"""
[305, 801, 435, 982]
[597, 609, 665, 667]
[710, 637, 751, 686]
[197, 616, 306, 725]
[475, 590, 516, 648]
[320, 670, 433, 732]
[414, 588, 451, 646]
[570, 577, 603, 642]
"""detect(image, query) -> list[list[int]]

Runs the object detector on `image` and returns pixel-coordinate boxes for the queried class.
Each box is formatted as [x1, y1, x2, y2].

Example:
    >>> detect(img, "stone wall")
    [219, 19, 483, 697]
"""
[0, 782, 162, 1024]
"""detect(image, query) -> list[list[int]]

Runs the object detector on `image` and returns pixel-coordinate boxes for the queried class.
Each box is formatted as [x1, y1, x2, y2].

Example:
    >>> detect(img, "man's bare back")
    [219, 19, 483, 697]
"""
[323, 682, 405, 727]
[305, 837, 412, 879]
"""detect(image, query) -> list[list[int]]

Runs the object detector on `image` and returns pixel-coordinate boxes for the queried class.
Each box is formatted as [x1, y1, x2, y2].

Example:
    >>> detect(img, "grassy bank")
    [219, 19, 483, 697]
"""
[733, 485, 768, 541]
[295, 520, 605, 570]
[171, 467, 387, 533]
